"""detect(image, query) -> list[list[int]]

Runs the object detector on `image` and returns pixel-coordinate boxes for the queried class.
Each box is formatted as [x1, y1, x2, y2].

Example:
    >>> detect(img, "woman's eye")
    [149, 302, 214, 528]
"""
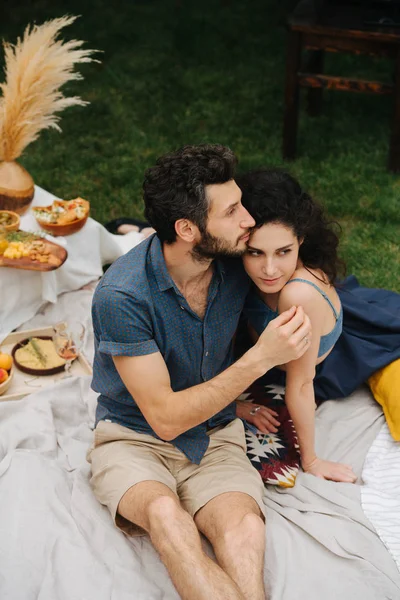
[247, 250, 260, 256]
[278, 249, 291, 256]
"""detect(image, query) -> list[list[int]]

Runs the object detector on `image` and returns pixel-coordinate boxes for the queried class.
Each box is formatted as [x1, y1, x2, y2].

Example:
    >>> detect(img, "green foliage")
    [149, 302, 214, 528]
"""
[1, 0, 399, 289]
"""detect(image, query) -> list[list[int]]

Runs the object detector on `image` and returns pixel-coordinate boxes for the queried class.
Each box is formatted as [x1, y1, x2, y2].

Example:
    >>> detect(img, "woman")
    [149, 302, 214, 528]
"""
[235, 167, 357, 483]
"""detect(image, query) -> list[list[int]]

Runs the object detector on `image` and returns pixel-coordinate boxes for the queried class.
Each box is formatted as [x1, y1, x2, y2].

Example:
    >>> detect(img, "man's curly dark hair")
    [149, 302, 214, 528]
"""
[143, 144, 237, 244]
[236, 168, 345, 284]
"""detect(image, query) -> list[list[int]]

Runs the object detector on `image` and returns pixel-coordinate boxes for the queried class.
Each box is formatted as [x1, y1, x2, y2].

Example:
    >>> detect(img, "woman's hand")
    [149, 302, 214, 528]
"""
[302, 456, 357, 483]
[236, 401, 281, 434]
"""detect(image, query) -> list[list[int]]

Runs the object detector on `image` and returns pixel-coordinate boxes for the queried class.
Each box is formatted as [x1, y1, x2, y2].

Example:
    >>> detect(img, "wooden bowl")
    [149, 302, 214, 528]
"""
[0, 365, 14, 396]
[0, 210, 20, 232]
[34, 212, 89, 237]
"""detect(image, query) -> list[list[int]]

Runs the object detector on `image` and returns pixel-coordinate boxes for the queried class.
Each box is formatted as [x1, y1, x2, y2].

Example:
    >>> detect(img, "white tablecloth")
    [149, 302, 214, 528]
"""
[0, 186, 143, 341]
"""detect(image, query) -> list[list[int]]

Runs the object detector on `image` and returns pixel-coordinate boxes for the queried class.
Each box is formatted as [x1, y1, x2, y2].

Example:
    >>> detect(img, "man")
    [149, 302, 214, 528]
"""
[88, 144, 311, 600]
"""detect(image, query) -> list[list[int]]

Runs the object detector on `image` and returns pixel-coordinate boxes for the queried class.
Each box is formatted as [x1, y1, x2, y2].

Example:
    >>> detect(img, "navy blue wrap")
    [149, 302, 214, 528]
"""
[314, 275, 400, 400]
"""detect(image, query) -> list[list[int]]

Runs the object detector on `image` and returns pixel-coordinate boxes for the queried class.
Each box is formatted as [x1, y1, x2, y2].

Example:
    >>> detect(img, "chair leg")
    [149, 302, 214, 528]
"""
[283, 30, 302, 160]
[306, 50, 324, 117]
[388, 48, 400, 172]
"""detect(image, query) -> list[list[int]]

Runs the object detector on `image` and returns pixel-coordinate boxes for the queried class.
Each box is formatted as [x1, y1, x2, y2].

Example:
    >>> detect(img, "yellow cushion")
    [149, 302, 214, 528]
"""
[368, 359, 400, 441]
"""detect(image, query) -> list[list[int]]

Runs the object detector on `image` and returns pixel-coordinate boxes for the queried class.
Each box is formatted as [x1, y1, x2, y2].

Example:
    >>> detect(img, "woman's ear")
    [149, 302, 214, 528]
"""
[175, 218, 198, 243]
[299, 236, 304, 246]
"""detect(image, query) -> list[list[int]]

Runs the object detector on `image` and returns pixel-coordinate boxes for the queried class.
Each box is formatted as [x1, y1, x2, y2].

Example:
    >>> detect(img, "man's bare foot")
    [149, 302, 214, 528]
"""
[117, 224, 140, 234]
[117, 223, 155, 238]
[140, 227, 156, 238]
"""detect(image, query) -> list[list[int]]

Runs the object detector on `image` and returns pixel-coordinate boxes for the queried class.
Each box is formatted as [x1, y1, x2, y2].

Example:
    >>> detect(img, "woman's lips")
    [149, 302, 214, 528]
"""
[260, 277, 281, 286]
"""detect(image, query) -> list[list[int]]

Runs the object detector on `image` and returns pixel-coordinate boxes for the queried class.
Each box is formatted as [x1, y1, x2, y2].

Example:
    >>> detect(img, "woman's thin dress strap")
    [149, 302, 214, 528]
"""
[285, 278, 339, 320]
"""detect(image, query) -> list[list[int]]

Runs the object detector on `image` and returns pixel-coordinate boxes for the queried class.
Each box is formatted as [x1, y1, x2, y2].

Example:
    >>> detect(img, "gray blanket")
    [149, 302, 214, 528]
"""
[1, 283, 399, 600]
[263, 389, 400, 600]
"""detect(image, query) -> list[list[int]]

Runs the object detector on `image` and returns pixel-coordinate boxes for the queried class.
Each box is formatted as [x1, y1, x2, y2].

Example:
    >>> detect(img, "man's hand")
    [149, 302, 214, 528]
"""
[251, 306, 312, 374]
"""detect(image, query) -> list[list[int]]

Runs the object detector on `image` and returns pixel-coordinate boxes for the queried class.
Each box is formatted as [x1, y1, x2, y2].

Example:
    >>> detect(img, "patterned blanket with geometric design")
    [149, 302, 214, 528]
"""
[239, 381, 300, 488]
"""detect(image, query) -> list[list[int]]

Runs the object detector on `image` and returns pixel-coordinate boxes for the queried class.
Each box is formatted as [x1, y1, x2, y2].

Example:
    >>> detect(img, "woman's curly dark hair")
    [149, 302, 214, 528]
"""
[236, 168, 345, 284]
[143, 144, 237, 244]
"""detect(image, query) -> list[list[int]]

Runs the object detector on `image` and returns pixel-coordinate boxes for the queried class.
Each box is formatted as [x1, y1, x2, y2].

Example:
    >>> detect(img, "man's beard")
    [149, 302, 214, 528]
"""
[191, 229, 246, 262]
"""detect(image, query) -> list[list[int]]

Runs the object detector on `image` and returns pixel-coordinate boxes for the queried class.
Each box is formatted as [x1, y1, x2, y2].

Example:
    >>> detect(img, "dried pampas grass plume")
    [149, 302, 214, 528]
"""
[0, 15, 99, 162]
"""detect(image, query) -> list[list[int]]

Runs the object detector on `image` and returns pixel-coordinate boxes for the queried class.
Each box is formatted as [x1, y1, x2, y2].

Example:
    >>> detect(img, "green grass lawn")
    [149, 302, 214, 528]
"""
[1, 0, 399, 289]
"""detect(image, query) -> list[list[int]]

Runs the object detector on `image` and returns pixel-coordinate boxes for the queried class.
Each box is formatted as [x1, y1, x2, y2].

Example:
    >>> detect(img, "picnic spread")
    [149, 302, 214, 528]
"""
[0, 185, 143, 341]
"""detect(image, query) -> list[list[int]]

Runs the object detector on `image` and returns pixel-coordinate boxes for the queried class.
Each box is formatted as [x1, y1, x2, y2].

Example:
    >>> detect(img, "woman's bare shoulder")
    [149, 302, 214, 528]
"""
[279, 266, 339, 316]
[278, 268, 329, 316]
[279, 277, 320, 307]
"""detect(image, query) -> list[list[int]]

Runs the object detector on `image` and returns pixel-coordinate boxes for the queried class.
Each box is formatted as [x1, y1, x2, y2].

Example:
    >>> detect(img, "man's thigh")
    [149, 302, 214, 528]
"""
[87, 420, 178, 536]
[176, 419, 265, 523]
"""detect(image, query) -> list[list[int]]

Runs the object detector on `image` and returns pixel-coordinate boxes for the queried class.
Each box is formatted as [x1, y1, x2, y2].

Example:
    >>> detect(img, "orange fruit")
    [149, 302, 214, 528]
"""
[0, 368, 8, 384]
[0, 353, 13, 371]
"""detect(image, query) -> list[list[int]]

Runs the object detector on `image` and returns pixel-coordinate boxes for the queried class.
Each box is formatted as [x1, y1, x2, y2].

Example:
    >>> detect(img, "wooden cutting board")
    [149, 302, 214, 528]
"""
[0, 235, 68, 271]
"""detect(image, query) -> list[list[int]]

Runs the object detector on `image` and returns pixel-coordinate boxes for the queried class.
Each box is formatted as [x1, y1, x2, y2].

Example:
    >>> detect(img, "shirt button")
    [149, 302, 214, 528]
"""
[205, 351, 209, 357]
[180, 306, 185, 310]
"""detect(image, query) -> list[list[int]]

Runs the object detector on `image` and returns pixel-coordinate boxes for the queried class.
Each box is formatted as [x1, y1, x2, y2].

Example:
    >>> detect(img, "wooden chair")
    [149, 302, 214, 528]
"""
[283, 2, 400, 171]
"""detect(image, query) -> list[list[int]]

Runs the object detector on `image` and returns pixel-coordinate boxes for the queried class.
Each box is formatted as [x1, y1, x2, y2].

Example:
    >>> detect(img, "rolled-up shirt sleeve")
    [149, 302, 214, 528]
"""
[92, 284, 159, 357]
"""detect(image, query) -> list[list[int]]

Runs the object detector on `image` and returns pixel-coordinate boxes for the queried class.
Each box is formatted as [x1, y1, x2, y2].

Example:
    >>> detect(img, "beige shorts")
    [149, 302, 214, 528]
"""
[87, 418, 265, 536]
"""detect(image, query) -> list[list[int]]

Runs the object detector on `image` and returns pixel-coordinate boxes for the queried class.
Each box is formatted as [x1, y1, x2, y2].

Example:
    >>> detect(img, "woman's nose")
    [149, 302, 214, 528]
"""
[262, 260, 277, 276]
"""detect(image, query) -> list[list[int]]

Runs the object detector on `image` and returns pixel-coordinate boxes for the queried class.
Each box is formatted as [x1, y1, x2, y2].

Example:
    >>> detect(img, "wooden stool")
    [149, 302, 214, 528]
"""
[283, 3, 400, 171]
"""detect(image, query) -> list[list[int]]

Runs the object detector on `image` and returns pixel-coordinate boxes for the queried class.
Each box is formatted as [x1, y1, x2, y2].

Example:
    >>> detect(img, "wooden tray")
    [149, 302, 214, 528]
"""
[0, 233, 67, 271]
[0, 326, 92, 402]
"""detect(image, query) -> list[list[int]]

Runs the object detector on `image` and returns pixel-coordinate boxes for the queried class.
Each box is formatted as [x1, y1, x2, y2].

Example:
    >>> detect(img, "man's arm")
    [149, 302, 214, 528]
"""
[114, 305, 311, 440]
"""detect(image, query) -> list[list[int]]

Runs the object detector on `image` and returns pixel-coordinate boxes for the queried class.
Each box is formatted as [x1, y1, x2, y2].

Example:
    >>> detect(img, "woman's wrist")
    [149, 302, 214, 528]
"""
[301, 454, 318, 469]
[235, 400, 247, 418]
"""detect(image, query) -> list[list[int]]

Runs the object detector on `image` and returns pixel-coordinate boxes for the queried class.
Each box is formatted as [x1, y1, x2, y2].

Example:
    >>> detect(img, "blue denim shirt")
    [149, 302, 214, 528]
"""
[91, 234, 250, 464]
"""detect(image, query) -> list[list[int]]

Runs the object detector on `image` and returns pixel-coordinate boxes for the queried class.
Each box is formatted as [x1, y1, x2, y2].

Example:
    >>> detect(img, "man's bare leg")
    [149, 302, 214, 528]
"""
[118, 481, 245, 600]
[195, 492, 266, 600]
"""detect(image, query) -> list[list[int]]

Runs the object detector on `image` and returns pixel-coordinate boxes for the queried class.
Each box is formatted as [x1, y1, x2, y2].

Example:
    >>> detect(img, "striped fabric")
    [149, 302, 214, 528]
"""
[361, 423, 400, 571]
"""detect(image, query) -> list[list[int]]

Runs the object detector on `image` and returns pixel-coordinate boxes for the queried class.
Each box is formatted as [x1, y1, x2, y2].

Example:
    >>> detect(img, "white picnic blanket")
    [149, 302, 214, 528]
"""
[1, 289, 400, 600]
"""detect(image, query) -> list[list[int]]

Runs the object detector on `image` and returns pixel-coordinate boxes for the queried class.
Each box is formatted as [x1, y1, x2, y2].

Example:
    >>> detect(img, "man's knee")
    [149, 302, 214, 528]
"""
[147, 495, 186, 535]
[221, 512, 265, 549]
[117, 481, 178, 533]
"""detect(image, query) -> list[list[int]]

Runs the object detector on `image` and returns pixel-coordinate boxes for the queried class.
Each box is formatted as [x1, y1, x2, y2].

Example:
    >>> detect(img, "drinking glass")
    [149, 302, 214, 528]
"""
[53, 321, 85, 378]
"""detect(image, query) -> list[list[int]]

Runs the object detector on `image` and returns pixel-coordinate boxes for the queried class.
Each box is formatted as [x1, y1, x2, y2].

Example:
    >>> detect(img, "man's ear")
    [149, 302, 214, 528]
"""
[175, 219, 198, 243]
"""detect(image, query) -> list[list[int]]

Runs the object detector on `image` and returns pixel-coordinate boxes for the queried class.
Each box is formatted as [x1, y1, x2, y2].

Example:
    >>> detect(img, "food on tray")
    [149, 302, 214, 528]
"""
[2, 241, 30, 259]
[33, 197, 89, 225]
[15, 338, 66, 371]
[0, 231, 63, 266]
